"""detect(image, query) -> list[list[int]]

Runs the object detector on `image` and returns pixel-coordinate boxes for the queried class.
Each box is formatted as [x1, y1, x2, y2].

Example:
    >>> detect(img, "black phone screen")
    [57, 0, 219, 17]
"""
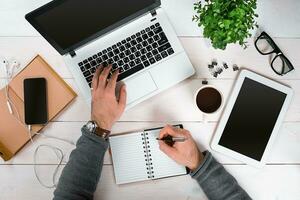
[24, 78, 48, 125]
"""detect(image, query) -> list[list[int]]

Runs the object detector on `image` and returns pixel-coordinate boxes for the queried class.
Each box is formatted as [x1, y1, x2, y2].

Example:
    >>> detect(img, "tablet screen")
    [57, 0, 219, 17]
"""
[218, 78, 287, 161]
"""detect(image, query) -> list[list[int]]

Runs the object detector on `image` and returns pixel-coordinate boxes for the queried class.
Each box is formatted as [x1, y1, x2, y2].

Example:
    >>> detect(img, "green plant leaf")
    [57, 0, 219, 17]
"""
[193, 0, 258, 50]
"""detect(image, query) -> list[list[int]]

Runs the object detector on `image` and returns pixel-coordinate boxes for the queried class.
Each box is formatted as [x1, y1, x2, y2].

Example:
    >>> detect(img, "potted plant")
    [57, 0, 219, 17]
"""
[193, 0, 258, 50]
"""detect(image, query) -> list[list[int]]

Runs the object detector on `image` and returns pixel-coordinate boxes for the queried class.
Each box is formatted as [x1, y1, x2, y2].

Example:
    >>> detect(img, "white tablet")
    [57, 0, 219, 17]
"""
[211, 70, 293, 167]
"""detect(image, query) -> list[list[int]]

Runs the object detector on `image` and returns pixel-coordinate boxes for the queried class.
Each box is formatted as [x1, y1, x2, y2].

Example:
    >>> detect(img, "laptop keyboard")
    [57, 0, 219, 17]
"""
[77, 23, 175, 87]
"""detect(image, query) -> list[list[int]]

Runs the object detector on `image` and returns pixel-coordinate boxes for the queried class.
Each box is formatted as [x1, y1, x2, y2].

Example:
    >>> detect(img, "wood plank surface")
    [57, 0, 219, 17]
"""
[1, 0, 300, 199]
[1, 37, 299, 79]
[51, 78, 300, 122]
[1, 164, 300, 200]
[3, 77, 300, 123]
[1, 122, 299, 166]
[1, 0, 300, 37]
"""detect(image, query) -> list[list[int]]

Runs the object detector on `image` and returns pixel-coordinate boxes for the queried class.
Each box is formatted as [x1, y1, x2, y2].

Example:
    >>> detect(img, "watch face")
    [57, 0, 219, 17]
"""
[86, 121, 96, 132]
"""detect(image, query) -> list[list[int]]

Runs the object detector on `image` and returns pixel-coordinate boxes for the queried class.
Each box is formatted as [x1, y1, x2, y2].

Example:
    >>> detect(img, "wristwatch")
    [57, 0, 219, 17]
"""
[84, 121, 111, 139]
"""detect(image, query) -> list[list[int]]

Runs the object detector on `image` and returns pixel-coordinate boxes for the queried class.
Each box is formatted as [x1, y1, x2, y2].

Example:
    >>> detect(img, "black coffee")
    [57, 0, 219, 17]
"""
[196, 87, 222, 113]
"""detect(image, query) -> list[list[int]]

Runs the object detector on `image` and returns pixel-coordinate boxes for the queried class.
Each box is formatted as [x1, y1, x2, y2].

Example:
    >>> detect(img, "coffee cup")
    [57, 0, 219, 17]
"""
[194, 84, 223, 115]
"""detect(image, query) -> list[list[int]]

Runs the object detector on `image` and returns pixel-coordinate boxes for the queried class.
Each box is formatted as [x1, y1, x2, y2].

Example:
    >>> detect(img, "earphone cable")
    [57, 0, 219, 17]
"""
[2, 58, 75, 189]
[28, 125, 75, 189]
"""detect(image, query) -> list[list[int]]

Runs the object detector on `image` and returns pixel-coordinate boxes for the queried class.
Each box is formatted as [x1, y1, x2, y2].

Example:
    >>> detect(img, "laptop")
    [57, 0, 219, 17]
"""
[25, 0, 195, 109]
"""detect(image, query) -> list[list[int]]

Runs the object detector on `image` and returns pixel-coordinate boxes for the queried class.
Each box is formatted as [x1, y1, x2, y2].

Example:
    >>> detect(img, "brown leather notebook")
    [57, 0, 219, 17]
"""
[0, 55, 77, 161]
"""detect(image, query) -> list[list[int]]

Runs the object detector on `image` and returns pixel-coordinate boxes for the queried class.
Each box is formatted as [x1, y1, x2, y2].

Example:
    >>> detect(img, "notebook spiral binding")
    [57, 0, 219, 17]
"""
[142, 132, 154, 179]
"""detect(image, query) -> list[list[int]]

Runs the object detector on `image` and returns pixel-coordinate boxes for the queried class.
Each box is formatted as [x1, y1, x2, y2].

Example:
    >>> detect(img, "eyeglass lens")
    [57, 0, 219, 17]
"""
[272, 54, 294, 75]
[256, 35, 276, 54]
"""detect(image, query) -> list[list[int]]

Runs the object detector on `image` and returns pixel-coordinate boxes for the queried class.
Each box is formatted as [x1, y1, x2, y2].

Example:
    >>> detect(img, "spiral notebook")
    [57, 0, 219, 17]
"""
[109, 125, 188, 184]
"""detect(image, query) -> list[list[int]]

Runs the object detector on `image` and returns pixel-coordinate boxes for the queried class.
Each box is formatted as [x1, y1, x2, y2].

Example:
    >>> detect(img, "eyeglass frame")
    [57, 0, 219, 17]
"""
[254, 31, 294, 76]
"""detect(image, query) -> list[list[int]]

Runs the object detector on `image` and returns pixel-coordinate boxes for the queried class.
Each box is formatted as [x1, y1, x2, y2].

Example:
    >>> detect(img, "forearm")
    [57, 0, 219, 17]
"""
[53, 127, 109, 200]
[191, 151, 251, 200]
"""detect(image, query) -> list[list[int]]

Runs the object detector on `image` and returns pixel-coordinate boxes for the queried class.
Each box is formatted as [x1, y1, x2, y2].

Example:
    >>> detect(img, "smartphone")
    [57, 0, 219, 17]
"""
[24, 78, 48, 125]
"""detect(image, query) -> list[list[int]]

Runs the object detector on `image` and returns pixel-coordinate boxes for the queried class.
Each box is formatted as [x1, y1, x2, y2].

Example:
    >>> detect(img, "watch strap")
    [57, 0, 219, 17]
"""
[95, 127, 111, 138]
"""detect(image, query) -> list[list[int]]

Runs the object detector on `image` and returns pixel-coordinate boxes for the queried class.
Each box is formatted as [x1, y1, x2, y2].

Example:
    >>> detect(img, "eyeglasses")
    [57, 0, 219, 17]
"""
[255, 31, 294, 76]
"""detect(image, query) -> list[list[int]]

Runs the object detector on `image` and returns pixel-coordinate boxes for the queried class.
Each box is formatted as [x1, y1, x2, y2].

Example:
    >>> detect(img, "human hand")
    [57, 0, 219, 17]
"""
[91, 65, 127, 130]
[158, 125, 204, 171]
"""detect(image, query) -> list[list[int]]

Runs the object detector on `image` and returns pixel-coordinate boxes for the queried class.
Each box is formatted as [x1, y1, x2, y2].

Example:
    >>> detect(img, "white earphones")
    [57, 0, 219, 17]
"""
[1, 58, 9, 76]
[1, 57, 20, 114]
[1, 57, 20, 76]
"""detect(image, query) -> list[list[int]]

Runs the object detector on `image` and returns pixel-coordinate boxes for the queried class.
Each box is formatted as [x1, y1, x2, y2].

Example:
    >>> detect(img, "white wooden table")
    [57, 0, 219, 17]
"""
[1, 0, 300, 199]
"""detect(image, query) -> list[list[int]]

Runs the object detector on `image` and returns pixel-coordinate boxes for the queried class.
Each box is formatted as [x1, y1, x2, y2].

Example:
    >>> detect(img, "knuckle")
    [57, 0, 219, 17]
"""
[159, 145, 163, 151]
[165, 125, 172, 130]
[92, 94, 98, 101]
[99, 75, 106, 81]
[160, 146, 166, 154]
[98, 73, 104, 78]
[182, 129, 190, 135]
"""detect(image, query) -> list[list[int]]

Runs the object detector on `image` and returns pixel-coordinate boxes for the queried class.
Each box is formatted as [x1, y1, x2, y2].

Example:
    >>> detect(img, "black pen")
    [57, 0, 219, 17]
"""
[156, 135, 187, 142]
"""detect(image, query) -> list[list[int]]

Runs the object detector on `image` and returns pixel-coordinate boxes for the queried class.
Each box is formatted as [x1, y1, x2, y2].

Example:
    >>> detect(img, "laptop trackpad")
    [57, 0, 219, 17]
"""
[124, 72, 158, 104]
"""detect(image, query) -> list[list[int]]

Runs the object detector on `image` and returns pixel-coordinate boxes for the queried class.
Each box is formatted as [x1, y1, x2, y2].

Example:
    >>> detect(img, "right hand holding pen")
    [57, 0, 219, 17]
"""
[158, 125, 204, 171]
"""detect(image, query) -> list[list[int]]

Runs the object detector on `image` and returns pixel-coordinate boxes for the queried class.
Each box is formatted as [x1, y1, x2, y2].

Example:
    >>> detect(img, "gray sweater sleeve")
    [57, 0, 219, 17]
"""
[53, 128, 250, 200]
[53, 127, 109, 200]
[190, 151, 252, 200]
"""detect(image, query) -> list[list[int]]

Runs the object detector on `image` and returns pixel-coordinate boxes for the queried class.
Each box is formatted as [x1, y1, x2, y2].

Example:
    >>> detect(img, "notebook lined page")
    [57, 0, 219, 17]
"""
[109, 132, 149, 184]
[146, 129, 187, 179]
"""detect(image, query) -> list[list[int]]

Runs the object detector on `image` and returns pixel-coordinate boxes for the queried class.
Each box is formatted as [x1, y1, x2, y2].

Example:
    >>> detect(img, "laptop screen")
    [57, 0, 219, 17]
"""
[26, 0, 159, 55]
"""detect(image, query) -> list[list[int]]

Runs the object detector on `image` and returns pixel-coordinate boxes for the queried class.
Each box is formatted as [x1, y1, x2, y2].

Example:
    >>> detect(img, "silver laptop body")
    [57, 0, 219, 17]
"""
[26, 0, 195, 110]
